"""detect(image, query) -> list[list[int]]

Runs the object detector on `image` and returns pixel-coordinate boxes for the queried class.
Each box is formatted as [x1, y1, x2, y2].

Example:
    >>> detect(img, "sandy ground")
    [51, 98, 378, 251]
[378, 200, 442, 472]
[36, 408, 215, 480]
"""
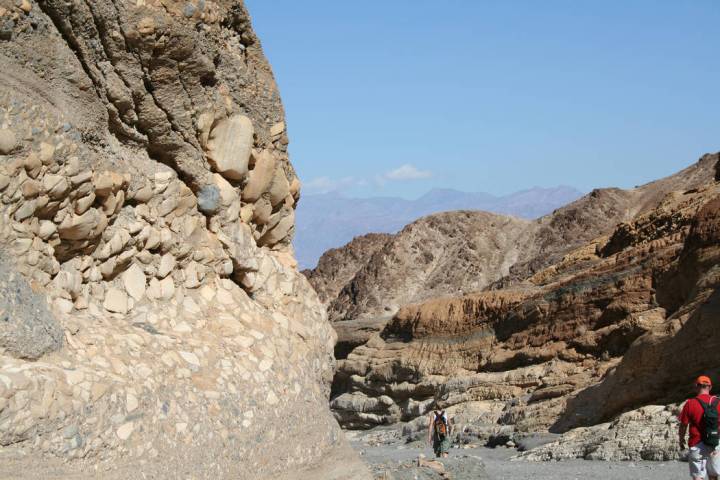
[353, 441, 689, 480]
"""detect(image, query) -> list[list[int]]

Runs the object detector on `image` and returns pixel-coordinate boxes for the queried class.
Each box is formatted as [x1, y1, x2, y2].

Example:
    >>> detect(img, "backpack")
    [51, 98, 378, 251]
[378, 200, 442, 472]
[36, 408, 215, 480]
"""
[696, 396, 720, 447]
[433, 411, 448, 439]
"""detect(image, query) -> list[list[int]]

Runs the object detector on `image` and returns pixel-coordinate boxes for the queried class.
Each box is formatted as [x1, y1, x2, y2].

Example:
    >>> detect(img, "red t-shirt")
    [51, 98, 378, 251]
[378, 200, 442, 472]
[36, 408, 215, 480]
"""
[679, 394, 720, 447]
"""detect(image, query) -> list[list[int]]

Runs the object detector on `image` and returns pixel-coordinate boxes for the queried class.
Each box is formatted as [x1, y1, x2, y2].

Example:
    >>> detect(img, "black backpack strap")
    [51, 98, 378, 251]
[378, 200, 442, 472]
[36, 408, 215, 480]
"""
[696, 397, 709, 411]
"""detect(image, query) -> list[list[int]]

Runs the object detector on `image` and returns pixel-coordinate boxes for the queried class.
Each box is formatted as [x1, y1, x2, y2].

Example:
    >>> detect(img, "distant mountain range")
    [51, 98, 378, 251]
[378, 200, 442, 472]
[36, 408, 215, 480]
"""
[293, 186, 584, 269]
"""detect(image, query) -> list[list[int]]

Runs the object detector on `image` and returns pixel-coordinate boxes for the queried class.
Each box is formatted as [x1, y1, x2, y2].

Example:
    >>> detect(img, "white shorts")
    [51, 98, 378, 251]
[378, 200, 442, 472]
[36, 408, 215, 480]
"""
[689, 443, 720, 478]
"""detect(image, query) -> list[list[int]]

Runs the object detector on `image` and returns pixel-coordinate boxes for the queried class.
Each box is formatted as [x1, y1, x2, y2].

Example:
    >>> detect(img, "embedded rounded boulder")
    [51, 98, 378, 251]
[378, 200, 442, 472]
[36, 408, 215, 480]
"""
[259, 209, 295, 246]
[0, 128, 17, 154]
[242, 149, 277, 202]
[206, 115, 254, 180]
[268, 167, 291, 206]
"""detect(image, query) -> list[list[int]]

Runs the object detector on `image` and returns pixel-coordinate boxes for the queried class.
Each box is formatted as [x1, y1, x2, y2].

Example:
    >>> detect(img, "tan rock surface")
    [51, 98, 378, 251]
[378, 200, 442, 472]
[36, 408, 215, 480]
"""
[206, 114, 254, 180]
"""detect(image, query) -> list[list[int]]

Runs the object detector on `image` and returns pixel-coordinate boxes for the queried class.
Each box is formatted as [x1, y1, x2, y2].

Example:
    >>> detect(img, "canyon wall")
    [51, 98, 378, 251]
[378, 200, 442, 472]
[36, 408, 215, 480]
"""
[309, 153, 720, 460]
[0, 1, 367, 478]
[309, 157, 717, 364]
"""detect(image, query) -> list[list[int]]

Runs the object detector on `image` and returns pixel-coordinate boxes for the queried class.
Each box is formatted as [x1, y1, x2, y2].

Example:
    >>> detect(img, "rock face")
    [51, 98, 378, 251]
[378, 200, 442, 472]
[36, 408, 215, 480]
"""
[0, 251, 64, 360]
[0, 1, 366, 479]
[304, 233, 393, 306]
[317, 153, 720, 458]
[309, 156, 718, 364]
[519, 404, 681, 462]
[312, 211, 532, 359]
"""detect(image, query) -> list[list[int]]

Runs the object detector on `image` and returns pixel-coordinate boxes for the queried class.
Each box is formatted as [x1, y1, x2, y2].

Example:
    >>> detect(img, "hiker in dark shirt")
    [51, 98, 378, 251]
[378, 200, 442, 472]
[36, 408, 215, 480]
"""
[679, 376, 720, 480]
[427, 410, 452, 458]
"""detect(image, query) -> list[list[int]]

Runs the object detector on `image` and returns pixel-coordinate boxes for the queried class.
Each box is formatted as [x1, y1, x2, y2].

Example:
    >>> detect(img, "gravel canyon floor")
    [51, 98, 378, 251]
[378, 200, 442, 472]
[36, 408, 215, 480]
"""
[350, 429, 687, 480]
[367, 446, 686, 480]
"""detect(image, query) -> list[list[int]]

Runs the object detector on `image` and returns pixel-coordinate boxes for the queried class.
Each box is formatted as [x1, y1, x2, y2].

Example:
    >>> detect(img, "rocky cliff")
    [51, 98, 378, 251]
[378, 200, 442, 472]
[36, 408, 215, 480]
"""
[313, 153, 720, 460]
[309, 156, 717, 363]
[311, 211, 531, 360]
[0, 1, 367, 478]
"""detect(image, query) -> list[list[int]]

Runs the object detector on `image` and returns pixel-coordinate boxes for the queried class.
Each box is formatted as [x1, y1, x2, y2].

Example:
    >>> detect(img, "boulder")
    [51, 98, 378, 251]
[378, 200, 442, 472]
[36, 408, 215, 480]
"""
[39, 142, 55, 164]
[13, 200, 36, 221]
[520, 405, 681, 461]
[103, 288, 128, 314]
[158, 253, 176, 278]
[0, 128, 17, 154]
[38, 220, 57, 240]
[93, 171, 126, 196]
[122, 263, 146, 302]
[24, 153, 41, 177]
[259, 210, 295, 246]
[58, 209, 105, 240]
[213, 173, 238, 206]
[252, 197, 272, 225]
[0, 253, 63, 360]
[75, 193, 96, 214]
[43, 174, 70, 199]
[22, 179, 40, 198]
[197, 184, 220, 214]
[159, 276, 175, 300]
[243, 149, 276, 202]
[53, 269, 83, 299]
[206, 115, 254, 180]
[270, 121, 285, 137]
[268, 167, 290, 206]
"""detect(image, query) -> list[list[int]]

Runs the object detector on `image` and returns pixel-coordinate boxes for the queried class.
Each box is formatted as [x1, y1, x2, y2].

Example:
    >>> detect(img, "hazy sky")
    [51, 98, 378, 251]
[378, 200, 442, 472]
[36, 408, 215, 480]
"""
[245, 1, 719, 199]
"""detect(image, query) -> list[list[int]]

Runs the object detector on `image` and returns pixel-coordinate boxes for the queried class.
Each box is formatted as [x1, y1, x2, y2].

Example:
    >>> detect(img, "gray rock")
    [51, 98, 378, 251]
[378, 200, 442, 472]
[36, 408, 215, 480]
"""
[0, 251, 63, 360]
[197, 184, 220, 214]
[62, 424, 79, 439]
[183, 3, 196, 18]
[0, 20, 13, 42]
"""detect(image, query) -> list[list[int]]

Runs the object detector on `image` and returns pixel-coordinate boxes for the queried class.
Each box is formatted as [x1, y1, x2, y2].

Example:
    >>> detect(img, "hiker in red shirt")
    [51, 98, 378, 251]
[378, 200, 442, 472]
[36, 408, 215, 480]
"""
[679, 376, 720, 480]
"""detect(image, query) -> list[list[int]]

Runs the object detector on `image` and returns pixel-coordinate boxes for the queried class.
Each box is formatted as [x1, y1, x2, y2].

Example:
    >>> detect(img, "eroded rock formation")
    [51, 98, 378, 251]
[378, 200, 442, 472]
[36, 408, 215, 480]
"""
[308, 157, 718, 364]
[0, 1, 367, 478]
[314, 153, 720, 462]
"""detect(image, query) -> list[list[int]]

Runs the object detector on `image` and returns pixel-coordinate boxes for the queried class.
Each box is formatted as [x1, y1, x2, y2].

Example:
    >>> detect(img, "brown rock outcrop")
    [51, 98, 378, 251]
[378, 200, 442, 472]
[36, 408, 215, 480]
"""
[304, 233, 393, 306]
[309, 156, 718, 359]
[0, 1, 367, 478]
[327, 155, 720, 444]
[317, 211, 532, 359]
[553, 189, 720, 432]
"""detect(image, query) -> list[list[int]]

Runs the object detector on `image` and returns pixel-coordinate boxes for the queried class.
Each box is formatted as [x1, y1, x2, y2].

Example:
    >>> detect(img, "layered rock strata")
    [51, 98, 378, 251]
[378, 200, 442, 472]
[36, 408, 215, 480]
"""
[0, 1, 366, 478]
[326, 155, 719, 454]
[308, 156, 718, 361]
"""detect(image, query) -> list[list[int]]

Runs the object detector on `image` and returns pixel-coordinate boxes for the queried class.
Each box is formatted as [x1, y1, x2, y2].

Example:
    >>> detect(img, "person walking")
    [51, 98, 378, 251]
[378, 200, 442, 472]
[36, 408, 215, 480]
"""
[428, 410, 452, 458]
[679, 375, 720, 480]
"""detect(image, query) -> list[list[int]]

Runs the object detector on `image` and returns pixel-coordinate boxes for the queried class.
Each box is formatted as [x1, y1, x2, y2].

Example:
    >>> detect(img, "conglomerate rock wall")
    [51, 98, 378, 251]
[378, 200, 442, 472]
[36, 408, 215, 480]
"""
[0, 1, 368, 478]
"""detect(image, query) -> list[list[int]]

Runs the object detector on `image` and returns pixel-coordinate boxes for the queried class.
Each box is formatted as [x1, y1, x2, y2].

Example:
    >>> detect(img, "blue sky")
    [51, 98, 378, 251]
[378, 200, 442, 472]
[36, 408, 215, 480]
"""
[245, 1, 720, 199]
